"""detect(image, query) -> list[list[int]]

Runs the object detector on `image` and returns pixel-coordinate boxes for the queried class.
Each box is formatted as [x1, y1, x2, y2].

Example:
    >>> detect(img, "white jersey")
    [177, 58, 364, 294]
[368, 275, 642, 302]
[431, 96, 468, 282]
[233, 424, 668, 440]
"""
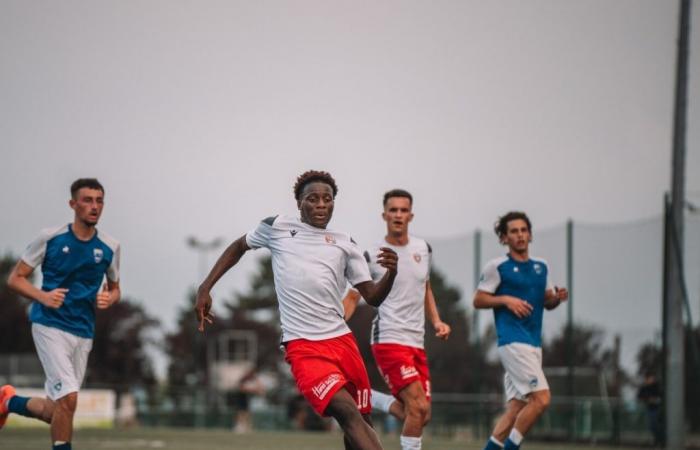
[246, 214, 372, 342]
[367, 236, 431, 348]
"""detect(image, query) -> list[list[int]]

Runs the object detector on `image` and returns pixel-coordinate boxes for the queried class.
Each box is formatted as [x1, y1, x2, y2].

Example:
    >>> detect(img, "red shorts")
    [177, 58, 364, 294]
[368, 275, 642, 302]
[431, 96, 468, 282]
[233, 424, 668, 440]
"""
[371, 343, 431, 400]
[285, 333, 372, 416]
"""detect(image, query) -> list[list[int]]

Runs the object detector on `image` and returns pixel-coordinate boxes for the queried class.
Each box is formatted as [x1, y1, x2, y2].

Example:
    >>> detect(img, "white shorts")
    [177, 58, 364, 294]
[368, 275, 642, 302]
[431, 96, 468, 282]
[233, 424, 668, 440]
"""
[497, 342, 549, 402]
[32, 323, 93, 400]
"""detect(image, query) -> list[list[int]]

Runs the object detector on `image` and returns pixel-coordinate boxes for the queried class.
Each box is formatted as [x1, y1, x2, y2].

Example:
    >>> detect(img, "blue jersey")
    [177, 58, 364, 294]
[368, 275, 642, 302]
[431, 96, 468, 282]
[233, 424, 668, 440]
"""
[21, 224, 120, 339]
[478, 254, 553, 347]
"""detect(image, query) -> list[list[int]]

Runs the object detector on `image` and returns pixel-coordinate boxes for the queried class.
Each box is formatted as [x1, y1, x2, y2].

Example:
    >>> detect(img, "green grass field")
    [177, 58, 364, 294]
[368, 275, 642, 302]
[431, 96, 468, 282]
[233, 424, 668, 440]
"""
[0, 428, 629, 450]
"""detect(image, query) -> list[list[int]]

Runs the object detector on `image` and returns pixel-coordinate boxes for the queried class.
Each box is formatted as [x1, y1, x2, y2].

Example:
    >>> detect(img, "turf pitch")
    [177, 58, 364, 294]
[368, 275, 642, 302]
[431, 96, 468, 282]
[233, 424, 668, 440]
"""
[0, 428, 628, 449]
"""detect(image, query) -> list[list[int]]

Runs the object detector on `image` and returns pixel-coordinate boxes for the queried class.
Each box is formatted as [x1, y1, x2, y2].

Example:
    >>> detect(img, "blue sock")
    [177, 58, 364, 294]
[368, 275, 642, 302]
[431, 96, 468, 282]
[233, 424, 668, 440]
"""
[53, 443, 72, 450]
[484, 437, 504, 450]
[503, 438, 520, 450]
[8, 395, 33, 418]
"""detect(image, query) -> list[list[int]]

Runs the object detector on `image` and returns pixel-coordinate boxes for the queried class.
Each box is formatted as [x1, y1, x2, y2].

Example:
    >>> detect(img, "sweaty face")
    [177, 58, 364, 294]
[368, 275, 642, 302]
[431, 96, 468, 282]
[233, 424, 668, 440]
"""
[382, 196, 413, 237]
[298, 182, 334, 229]
[504, 219, 531, 254]
[70, 188, 104, 227]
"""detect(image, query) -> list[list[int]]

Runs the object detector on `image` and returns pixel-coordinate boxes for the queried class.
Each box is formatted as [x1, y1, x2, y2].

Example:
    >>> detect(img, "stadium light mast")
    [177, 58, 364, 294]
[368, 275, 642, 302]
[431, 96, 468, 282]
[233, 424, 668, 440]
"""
[665, 0, 692, 448]
[187, 236, 225, 282]
[186, 235, 224, 428]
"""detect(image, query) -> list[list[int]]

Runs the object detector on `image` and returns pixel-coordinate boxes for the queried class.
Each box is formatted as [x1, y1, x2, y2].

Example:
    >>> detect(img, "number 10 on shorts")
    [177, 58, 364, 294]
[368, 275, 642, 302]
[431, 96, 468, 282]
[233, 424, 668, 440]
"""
[356, 388, 369, 409]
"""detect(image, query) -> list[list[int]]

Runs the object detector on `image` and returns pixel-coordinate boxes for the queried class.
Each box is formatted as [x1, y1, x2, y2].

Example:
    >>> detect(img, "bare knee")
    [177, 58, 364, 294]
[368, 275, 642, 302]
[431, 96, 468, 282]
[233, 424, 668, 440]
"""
[55, 393, 78, 416]
[422, 403, 432, 426]
[405, 397, 430, 423]
[532, 390, 550, 413]
[326, 395, 364, 430]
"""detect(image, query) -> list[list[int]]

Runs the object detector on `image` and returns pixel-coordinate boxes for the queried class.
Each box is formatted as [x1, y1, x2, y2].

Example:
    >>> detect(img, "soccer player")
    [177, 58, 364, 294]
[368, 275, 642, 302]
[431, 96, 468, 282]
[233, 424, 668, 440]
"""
[194, 170, 398, 450]
[1, 178, 121, 450]
[343, 189, 451, 450]
[474, 211, 568, 450]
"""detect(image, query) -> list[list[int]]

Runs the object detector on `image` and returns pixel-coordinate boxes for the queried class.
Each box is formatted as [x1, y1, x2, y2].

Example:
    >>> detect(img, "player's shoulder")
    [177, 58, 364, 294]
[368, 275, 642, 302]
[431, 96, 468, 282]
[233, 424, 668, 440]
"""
[408, 235, 431, 253]
[96, 229, 120, 252]
[327, 227, 357, 245]
[259, 214, 281, 226]
[484, 255, 510, 270]
[254, 214, 299, 230]
[38, 224, 70, 242]
[529, 256, 549, 269]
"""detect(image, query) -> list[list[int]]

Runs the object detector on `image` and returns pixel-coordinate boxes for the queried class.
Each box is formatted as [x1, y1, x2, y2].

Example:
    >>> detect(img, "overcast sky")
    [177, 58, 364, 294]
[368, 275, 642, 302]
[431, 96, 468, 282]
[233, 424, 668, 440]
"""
[1, 1, 699, 369]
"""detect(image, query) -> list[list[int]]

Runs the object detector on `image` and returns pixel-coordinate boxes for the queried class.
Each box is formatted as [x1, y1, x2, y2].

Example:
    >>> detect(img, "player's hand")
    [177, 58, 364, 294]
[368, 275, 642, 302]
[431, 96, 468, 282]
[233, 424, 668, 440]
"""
[40, 288, 68, 309]
[376, 247, 398, 273]
[555, 286, 569, 302]
[96, 283, 113, 309]
[504, 296, 533, 318]
[195, 290, 215, 332]
[433, 321, 451, 340]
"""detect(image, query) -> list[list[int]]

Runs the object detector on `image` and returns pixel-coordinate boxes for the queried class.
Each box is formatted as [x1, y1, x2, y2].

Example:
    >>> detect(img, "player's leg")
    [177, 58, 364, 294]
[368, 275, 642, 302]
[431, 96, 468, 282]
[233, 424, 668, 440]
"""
[397, 381, 429, 450]
[500, 345, 550, 450]
[32, 324, 91, 449]
[488, 398, 526, 445]
[483, 344, 530, 450]
[504, 389, 550, 449]
[370, 389, 405, 420]
[284, 335, 383, 449]
[50, 391, 78, 445]
[1, 385, 56, 428]
[326, 388, 383, 450]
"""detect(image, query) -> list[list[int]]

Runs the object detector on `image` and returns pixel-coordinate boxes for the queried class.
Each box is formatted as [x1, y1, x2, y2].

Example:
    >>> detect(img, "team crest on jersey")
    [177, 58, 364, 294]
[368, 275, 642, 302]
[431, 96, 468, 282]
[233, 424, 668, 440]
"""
[413, 253, 421, 263]
[513, 267, 519, 273]
[290, 229, 297, 237]
[324, 234, 336, 245]
[534, 263, 542, 274]
[62, 246, 70, 254]
[93, 248, 103, 263]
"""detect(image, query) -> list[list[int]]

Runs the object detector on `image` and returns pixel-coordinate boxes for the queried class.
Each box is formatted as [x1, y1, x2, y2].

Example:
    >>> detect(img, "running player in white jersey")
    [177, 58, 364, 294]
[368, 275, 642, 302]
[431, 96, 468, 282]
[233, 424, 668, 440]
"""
[195, 170, 398, 450]
[1, 178, 121, 450]
[474, 212, 568, 450]
[344, 189, 451, 450]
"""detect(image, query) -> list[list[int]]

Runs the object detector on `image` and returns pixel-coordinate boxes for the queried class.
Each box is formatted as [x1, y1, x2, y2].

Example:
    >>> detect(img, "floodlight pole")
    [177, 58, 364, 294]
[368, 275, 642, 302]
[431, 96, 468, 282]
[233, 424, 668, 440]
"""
[473, 229, 482, 437]
[566, 219, 575, 439]
[186, 236, 224, 427]
[665, 0, 692, 448]
[187, 236, 225, 282]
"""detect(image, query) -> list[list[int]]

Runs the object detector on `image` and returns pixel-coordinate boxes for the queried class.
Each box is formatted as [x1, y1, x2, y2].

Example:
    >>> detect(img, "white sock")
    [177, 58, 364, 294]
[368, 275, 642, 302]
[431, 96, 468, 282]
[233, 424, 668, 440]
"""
[490, 436, 504, 447]
[400, 435, 421, 450]
[508, 428, 524, 445]
[370, 389, 395, 413]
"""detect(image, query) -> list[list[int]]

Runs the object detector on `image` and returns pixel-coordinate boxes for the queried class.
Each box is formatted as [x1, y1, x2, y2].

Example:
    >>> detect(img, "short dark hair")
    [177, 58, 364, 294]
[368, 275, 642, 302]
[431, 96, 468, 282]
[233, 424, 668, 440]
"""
[70, 178, 104, 198]
[293, 170, 338, 201]
[383, 189, 413, 206]
[494, 211, 532, 240]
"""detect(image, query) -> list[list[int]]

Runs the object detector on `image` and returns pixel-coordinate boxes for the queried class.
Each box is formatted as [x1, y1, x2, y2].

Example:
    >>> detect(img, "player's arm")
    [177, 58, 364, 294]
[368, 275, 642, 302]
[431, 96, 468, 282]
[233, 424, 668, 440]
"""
[7, 260, 68, 309]
[354, 247, 397, 307]
[424, 280, 451, 340]
[544, 286, 568, 310]
[96, 279, 121, 309]
[195, 235, 251, 331]
[473, 290, 533, 318]
[342, 289, 362, 321]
